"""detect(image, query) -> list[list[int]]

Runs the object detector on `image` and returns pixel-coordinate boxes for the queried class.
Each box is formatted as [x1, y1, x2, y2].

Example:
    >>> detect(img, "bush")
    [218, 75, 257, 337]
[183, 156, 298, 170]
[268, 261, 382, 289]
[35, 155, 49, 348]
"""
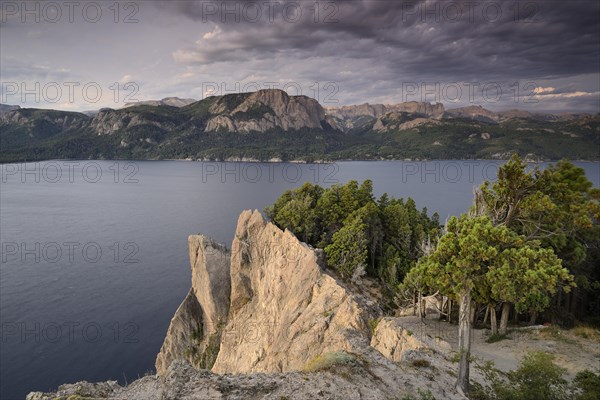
[411, 359, 432, 368]
[485, 333, 510, 344]
[471, 351, 569, 400]
[369, 318, 380, 335]
[573, 370, 600, 400]
[507, 351, 568, 400]
[401, 389, 436, 400]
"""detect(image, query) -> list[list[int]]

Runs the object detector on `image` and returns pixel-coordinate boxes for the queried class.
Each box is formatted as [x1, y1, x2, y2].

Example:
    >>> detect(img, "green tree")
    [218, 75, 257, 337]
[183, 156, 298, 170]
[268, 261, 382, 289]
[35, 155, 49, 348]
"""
[486, 242, 573, 334]
[267, 180, 440, 291]
[357, 202, 384, 274]
[266, 182, 323, 244]
[316, 180, 374, 247]
[324, 212, 368, 278]
[411, 215, 569, 394]
[473, 155, 599, 323]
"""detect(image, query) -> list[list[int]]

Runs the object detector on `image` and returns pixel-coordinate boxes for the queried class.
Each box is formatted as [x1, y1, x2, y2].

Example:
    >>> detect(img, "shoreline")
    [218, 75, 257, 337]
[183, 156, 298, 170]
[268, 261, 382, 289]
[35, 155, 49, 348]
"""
[1, 157, 599, 165]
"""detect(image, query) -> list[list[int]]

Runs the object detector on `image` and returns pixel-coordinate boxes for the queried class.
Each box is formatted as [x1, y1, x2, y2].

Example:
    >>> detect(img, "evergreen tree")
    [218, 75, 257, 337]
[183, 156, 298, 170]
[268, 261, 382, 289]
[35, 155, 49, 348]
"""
[410, 214, 570, 394]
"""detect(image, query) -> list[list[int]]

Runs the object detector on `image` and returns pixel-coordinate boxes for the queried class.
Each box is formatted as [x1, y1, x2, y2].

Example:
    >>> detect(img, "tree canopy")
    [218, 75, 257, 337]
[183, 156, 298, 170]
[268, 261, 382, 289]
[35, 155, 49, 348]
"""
[266, 180, 440, 290]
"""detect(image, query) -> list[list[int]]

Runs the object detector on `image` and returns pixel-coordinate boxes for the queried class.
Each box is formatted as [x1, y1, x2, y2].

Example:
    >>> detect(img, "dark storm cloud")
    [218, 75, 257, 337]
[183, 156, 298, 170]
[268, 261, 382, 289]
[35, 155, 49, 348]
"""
[161, 0, 600, 82]
[1, 0, 597, 111]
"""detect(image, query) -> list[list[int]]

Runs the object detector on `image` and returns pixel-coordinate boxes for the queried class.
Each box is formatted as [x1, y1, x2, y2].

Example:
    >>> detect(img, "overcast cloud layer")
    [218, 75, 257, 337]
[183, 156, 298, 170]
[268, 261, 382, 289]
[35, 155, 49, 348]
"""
[1, 0, 599, 112]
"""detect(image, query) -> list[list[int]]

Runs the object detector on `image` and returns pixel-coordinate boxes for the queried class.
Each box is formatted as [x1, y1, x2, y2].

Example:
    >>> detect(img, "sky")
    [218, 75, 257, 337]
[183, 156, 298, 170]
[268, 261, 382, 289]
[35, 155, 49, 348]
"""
[1, 0, 599, 113]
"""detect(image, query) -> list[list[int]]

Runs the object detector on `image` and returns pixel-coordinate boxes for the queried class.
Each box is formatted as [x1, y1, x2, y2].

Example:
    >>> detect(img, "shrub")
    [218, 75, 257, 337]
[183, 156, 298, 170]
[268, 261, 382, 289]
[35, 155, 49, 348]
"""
[401, 389, 436, 400]
[369, 318, 380, 335]
[573, 370, 600, 400]
[302, 351, 357, 372]
[506, 351, 569, 400]
[411, 359, 431, 368]
[471, 351, 569, 400]
[485, 333, 510, 344]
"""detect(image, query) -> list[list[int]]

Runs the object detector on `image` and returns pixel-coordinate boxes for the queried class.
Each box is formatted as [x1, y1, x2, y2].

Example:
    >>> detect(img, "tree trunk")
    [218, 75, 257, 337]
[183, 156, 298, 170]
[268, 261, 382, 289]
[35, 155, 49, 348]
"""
[413, 291, 417, 316]
[556, 287, 563, 309]
[529, 310, 538, 325]
[439, 297, 447, 321]
[483, 305, 490, 326]
[490, 305, 498, 335]
[499, 302, 510, 335]
[417, 291, 423, 320]
[456, 290, 473, 394]
[448, 299, 452, 323]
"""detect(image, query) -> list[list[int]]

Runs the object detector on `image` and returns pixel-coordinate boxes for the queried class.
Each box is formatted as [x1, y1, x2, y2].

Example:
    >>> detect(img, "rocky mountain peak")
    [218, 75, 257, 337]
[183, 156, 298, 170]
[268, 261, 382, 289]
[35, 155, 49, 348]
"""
[0, 103, 21, 115]
[204, 89, 327, 133]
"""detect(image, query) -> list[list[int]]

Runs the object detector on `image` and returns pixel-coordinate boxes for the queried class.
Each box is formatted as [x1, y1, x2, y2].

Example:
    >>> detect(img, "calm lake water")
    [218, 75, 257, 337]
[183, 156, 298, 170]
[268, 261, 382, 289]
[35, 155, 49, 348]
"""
[1, 160, 598, 399]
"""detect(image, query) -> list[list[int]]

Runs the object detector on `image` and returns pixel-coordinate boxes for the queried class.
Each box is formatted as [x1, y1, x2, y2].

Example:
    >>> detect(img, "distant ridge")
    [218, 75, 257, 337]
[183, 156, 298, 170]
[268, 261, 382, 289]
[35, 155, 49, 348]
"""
[122, 97, 197, 108]
[1, 89, 598, 163]
[0, 104, 21, 115]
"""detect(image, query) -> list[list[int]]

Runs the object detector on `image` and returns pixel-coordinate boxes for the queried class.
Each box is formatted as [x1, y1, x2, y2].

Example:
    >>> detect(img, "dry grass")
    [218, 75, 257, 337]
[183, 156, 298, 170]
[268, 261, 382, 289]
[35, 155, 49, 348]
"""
[302, 351, 357, 372]
[539, 326, 576, 344]
[571, 325, 600, 342]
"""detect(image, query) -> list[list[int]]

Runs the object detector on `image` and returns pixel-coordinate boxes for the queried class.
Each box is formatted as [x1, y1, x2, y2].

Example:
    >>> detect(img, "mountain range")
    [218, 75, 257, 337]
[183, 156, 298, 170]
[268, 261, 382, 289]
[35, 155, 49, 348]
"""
[1, 89, 598, 163]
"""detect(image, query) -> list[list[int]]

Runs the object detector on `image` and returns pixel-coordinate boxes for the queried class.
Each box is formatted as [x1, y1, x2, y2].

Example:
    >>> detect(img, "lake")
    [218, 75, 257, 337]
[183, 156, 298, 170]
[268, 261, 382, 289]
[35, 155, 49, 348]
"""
[1, 160, 598, 399]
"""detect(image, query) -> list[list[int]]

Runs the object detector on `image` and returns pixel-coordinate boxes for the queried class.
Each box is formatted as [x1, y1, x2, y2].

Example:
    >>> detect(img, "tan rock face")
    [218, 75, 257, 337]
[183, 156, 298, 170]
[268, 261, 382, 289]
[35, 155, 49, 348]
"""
[326, 102, 445, 120]
[91, 109, 180, 135]
[398, 117, 441, 130]
[371, 317, 426, 362]
[372, 116, 442, 133]
[212, 210, 372, 373]
[155, 236, 230, 376]
[204, 115, 237, 132]
[370, 317, 451, 362]
[204, 89, 326, 133]
[189, 235, 231, 334]
[155, 289, 203, 376]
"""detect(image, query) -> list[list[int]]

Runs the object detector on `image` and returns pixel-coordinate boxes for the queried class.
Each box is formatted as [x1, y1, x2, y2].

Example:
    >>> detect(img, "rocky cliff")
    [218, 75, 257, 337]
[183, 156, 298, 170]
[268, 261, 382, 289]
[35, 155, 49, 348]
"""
[0, 103, 21, 115]
[326, 102, 445, 120]
[212, 210, 371, 373]
[155, 236, 230, 376]
[28, 210, 470, 399]
[325, 101, 445, 132]
[157, 210, 374, 376]
[204, 89, 327, 133]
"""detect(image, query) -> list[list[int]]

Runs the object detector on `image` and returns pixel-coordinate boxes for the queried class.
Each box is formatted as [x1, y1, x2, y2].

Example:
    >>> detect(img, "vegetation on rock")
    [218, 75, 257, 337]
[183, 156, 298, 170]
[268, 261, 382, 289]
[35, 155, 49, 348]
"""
[266, 180, 440, 292]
